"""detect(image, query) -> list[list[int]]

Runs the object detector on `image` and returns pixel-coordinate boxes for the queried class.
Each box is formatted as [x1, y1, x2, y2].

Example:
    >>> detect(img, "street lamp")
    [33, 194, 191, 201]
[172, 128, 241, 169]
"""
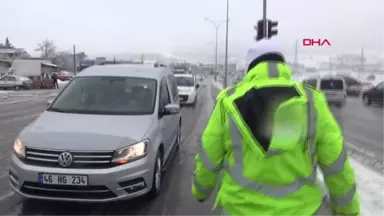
[204, 17, 225, 81]
[223, 0, 229, 88]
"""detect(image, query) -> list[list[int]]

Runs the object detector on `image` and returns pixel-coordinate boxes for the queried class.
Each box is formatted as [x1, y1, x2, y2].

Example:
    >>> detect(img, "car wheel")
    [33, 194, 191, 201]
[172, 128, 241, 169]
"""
[363, 95, 371, 106]
[147, 151, 162, 199]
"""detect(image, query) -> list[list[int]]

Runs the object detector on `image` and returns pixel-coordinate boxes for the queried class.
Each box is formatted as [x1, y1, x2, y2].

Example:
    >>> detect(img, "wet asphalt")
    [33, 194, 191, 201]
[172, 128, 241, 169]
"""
[0, 77, 382, 215]
[0, 79, 218, 215]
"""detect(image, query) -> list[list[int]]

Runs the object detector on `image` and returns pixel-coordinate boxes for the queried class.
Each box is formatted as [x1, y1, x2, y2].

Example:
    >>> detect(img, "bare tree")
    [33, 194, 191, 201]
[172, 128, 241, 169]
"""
[53, 51, 73, 71]
[4, 37, 13, 48]
[35, 39, 57, 59]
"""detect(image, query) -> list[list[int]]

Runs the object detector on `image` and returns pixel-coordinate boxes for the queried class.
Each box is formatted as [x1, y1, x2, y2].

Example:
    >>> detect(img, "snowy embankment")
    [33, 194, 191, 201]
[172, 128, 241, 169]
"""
[212, 80, 384, 215]
[57, 80, 69, 89]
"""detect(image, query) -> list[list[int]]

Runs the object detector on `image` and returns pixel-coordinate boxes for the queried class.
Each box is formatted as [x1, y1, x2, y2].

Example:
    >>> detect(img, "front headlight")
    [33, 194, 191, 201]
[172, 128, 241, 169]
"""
[13, 138, 26, 158]
[112, 139, 149, 164]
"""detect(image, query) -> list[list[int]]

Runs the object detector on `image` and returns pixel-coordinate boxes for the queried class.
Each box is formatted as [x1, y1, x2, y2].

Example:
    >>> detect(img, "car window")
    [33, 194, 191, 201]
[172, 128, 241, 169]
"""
[304, 79, 317, 88]
[0, 76, 10, 81]
[376, 82, 384, 90]
[175, 76, 194, 87]
[6, 76, 16, 81]
[320, 79, 344, 90]
[167, 75, 179, 101]
[49, 76, 157, 115]
[159, 77, 171, 109]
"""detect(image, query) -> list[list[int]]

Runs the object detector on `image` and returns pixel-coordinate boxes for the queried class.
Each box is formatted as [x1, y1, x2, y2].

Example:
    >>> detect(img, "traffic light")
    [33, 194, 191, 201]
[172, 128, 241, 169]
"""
[267, 20, 278, 38]
[256, 20, 265, 41]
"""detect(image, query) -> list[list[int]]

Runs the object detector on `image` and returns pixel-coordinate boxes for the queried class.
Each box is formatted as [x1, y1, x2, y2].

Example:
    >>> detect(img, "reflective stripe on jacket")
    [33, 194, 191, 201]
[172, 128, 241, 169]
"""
[192, 61, 360, 215]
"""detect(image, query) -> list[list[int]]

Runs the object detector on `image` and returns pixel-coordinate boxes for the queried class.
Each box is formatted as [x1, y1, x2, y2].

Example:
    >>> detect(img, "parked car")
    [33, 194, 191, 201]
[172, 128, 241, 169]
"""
[302, 76, 347, 107]
[362, 81, 384, 106]
[0, 75, 32, 90]
[346, 82, 373, 97]
[174, 74, 199, 106]
[56, 72, 75, 81]
[9, 64, 182, 202]
[346, 84, 361, 97]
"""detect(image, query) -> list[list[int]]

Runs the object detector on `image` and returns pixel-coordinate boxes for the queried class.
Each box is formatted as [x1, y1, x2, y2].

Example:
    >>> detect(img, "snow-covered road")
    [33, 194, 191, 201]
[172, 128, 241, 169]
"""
[212, 80, 384, 215]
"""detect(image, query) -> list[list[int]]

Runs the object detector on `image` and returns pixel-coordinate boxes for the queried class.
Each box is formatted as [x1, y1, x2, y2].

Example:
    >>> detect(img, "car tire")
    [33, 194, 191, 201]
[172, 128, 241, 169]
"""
[363, 95, 371, 106]
[147, 150, 162, 199]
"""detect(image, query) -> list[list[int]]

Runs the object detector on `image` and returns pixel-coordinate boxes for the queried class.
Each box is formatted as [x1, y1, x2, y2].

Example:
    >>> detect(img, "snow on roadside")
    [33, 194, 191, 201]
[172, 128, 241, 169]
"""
[57, 80, 69, 89]
[0, 90, 11, 94]
[212, 79, 384, 215]
[350, 160, 384, 215]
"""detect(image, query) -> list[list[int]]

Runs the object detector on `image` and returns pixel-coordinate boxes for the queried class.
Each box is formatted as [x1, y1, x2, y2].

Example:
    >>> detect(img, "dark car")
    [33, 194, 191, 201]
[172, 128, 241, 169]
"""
[346, 84, 361, 97]
[362, 81, 384, 106]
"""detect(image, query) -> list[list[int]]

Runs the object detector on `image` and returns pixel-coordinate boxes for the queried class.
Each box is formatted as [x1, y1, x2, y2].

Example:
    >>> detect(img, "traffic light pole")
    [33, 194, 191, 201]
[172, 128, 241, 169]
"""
[262, 0, 267, 38]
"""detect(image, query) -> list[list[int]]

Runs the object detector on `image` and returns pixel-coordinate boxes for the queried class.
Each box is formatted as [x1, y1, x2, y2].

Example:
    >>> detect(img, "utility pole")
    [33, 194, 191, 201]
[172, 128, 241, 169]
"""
[262, 0, 268, 38]
[223, 0, 229, 88]
[141, 53, 144, 64]
[360, 46, 365, 79]
[73, 45, 77, 75]
[294, 40, 299, 76]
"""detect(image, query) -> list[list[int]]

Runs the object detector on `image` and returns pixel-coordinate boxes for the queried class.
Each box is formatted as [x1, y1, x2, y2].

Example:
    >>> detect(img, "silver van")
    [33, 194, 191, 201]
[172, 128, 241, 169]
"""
[9, 64, 181, 202]
[303, 76, 347, 107]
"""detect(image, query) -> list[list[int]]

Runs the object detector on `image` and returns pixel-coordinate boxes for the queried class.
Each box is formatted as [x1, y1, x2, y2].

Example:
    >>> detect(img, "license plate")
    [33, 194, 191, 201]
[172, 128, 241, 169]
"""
[38, 173, 88, 186]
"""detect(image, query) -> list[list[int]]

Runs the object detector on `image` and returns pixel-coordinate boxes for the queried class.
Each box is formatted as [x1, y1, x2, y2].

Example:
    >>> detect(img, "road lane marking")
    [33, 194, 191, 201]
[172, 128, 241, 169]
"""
[0, 190, 14, 201]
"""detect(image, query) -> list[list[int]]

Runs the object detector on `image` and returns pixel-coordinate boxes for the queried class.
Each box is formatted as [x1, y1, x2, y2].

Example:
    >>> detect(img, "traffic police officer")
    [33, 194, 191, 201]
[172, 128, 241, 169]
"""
[192, 25, 360, 215]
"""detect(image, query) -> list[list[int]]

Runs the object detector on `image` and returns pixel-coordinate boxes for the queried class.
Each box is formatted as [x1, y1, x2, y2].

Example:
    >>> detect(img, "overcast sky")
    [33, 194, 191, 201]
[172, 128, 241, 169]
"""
[2, 0, 383, 59]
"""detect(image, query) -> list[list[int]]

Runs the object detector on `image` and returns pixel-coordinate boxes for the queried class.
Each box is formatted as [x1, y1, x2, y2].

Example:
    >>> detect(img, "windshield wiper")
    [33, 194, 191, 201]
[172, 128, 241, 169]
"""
[47, 107, 71, 113]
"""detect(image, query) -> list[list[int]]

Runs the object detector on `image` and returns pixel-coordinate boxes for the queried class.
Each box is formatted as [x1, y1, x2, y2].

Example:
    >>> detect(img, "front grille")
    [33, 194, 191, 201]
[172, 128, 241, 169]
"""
[25, 147, 115, 168]
[180, 95, 189, 102]
[21, 181, 117, 200]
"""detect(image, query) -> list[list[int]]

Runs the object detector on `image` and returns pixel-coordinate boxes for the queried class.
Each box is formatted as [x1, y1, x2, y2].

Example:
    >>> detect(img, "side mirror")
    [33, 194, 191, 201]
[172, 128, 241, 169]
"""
[164, 103, 180, 115]
[196, 84, 200, 88]
[47, 99, 53, 107]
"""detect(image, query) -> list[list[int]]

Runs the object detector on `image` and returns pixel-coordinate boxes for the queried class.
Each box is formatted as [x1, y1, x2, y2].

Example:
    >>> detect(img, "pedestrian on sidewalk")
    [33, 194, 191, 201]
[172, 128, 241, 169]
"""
[51, 73, 58, 89]
[192, 20, 360, 216]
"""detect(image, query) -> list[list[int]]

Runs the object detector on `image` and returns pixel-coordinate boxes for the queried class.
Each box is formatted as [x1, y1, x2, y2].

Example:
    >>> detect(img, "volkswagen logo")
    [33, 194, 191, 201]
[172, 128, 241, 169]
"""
[58, 152, 73, 167]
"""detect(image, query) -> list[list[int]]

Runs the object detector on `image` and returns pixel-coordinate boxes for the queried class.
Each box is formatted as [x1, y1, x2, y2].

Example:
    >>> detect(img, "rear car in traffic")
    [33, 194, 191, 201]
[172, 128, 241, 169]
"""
[9, 64, 182, 202]
[174, 74, 199, 106]
[302, 76, 347, 107]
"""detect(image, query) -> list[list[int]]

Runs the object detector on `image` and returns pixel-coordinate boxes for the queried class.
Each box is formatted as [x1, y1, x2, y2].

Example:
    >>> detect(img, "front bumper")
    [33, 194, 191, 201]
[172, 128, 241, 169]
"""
[9, 154, 154, 202]
[179, 92, 196, 104]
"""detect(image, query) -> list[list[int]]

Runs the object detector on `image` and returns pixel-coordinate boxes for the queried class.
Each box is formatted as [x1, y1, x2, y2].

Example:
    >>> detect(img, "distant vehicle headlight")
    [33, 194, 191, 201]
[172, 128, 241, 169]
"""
[13, 138, 25, 158]
[112, 139, 149, 164]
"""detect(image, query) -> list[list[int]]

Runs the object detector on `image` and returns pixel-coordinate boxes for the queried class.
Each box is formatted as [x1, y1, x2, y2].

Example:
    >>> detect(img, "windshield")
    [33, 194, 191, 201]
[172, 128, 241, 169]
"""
[320, 79, 344, 90]
[175, 76, 194, 87]
[49, 76, 157, 115]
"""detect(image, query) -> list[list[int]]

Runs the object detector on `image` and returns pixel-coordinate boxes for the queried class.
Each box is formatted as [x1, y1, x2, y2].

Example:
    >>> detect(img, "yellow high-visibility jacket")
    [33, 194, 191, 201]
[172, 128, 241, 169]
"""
[192, 61, 360, 215]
